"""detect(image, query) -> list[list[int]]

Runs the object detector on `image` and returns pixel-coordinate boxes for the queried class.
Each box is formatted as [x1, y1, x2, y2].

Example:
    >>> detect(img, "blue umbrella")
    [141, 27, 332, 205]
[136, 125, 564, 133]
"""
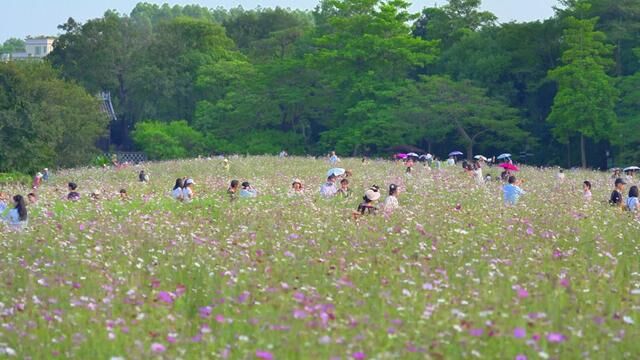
[497, 153, 512, 160]
[327, 168, 346, 177]
[449, 151, 463, 157]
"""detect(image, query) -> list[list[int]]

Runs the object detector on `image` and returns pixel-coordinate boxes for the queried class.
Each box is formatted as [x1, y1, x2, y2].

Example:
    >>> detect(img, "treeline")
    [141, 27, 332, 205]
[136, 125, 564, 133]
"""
[2, 0, 639, 171]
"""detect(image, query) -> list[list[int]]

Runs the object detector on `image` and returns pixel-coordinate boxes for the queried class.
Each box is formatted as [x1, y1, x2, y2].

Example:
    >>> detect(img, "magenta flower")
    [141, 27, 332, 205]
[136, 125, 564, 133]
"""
[517, 288, 529, 299]
[157, 291, 174, 304]
[352, 352, 366, 360]
[515, 355, 527, 360]
[469, 328, 483, 337]
[150, 342, 166, 353]
[547, 332, 566, 343]
[559, 278, 570, 288]
[199, 306, 212, 319]
[256, 350, 274, 360]
[513, 327, 526, 339]
[215, 314, 225, 324]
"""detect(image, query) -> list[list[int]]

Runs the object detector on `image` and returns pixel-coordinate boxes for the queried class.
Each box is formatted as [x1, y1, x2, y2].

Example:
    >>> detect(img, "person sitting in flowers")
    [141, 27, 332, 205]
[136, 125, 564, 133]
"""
[182, 179, 196, 202]
[228, 180, 240, 201]
[503, 176, 525, 206]
[240, 182, 258, 198]
[382, 184, 399, 213]
[583, 181, 592, 201]
[356, 186, 381, 216]
[67, 182, 81, 201]
[626, 186, 639, 213]
[2, 195, 28, 229]
[172, 178, 183, 201]
[289, 179, 304, 196]
[609, 178, 626, 208]
[320, 174, 338, 198]
[336, 178, 352, 198]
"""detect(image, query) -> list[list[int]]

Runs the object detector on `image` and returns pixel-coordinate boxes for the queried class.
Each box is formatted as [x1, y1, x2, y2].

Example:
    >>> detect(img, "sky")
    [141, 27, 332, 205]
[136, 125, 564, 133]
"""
[0, 0, 559, 41]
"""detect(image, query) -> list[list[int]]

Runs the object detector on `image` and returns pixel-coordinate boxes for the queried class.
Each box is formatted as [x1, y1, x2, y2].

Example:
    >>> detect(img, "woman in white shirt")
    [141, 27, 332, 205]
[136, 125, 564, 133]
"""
[383, 184, 400, 213]
[4, 195, 28, 229]
[172, 178, 184, 201]
[627, 186, 639, 212]
[182, 179, 195, 202]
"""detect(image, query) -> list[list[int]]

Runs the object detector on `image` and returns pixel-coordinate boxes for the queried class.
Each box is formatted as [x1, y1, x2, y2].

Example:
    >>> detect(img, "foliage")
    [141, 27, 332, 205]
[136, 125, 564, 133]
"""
[547, 14, 618, 167]
[0, 38, 25, 55]
[0, 61, 108, 174]
[0, 172, 31, 186]
[132, 120, 206, 160]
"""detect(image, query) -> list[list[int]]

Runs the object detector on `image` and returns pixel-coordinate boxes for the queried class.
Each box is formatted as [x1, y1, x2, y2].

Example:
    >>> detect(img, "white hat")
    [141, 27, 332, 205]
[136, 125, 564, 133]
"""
[36, 172, 43, 177]
[364, 188, 381, 201]
[185, 179, 196, 185]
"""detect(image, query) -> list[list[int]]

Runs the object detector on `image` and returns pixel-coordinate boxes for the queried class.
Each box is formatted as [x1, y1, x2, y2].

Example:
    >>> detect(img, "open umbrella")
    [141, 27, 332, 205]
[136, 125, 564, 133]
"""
[499, 163, 519, 172]
[474, 155, 487, 161]
[449, 151, 463, 157]
[497, 153, 512, 160]
[419, 154, 433, 161]
[624, 166, 640, 172]
[407, 152, 420, 158]
[396, 153, 408, 159]
[327, 168, 346, 177]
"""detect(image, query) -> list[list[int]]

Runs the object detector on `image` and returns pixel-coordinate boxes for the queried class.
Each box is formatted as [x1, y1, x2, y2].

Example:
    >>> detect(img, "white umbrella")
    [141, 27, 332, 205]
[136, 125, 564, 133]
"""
[407, 152, 419, 158]
[327, 168, 346, 177]
[624, 166, 640, 172]
[497, 153, 512, 160]
[474, 155, 487, 161]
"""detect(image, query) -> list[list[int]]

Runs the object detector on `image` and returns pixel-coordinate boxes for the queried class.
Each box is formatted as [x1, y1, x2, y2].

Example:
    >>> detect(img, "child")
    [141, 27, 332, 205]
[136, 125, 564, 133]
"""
[336, 178, 352, 198]
[42, 168, 49, 181]
[228, 180, 240, 201]
[33, 172, 43, 189]
[119, 189, 129, 201]
[290, 179, 304, 196]
[172, 178, 183, 201]
[609, 178, 626, 207]
[27, 193, 37, 205]
[583, 181, 592, 201]
[626, 186, 639, 212]
[240, 182, 257, 198]
[382, 184, 399, 213]
[139, 170, 149, 182]
[503, 176, 525, 205]
[67, 182, 81, 201]
[356, 186, 381, 216]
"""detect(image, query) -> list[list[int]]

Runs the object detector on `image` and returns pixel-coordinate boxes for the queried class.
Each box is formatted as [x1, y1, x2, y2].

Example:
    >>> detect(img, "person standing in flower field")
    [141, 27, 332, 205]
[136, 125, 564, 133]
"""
[42, 168, 49, 181]
[329, 151, 340, 165]
[382, 184, 399, 214]
[503, 176, 525, 205]
[32, 172, 43, 189]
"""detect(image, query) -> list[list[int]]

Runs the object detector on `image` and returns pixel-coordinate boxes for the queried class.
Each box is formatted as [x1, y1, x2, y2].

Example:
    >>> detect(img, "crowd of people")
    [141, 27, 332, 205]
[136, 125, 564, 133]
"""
[4, 152, 640, 230]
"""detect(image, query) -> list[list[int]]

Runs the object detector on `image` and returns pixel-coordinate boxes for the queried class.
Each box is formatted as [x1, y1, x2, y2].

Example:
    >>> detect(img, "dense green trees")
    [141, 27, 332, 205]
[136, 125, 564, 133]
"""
[0, 0, 635, 172]
[0, 62, 108, 173]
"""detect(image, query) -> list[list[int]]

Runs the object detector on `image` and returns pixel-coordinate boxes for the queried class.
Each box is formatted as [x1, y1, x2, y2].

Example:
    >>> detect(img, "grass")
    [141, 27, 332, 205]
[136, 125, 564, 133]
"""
[1, 156, 639, 359]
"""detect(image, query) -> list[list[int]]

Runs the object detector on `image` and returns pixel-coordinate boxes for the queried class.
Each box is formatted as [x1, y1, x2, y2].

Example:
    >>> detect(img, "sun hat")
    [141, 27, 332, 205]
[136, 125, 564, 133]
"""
[365, 187, 381, 201]
[292, 178, 303, 185]
[185, 179, 196, 186]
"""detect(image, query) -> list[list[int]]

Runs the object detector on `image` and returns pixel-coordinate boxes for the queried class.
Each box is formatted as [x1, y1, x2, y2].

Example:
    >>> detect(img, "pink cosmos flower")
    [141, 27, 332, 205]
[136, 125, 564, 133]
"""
[513, 327, 526, 339]
[515, 355, 527, 360]
[256, 350, 274, 360]
[156, 291, 174, 304]
[150, 343, 166, 353]
[547, 332, 566, 343]
[352, 352, 366, 360]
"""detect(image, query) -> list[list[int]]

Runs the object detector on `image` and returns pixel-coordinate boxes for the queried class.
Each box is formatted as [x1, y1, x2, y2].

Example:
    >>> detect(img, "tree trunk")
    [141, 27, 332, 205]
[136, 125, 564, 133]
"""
[567, 139, 571, 169]
[466, 142, 473, 161]
[581, 133, 587, 169]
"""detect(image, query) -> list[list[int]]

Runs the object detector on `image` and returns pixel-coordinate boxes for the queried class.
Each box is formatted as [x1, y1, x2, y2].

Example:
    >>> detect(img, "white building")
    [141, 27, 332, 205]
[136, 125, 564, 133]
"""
[2, 37, 56, 61]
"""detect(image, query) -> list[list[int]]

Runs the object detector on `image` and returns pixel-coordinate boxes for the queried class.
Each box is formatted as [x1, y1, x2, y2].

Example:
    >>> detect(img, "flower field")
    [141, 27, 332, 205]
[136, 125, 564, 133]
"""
[1, 156, 639, 359]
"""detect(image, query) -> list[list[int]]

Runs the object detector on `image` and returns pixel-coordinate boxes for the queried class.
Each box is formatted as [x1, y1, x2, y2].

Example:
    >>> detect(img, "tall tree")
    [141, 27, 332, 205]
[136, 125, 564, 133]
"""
[547, 11, 618, 168]
[0, 62, 107, 173]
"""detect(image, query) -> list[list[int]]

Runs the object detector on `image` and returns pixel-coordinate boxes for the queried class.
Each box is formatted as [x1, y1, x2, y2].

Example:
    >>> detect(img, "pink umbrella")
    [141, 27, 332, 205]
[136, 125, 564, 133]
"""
[396, 153, 408, 159]
[499, 163, 520, 172]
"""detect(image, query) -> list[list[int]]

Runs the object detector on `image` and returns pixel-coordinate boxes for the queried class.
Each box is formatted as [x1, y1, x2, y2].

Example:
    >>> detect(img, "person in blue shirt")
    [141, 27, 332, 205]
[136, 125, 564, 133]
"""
[503, 176, 525, 205]
[239, 182, 258, 198]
